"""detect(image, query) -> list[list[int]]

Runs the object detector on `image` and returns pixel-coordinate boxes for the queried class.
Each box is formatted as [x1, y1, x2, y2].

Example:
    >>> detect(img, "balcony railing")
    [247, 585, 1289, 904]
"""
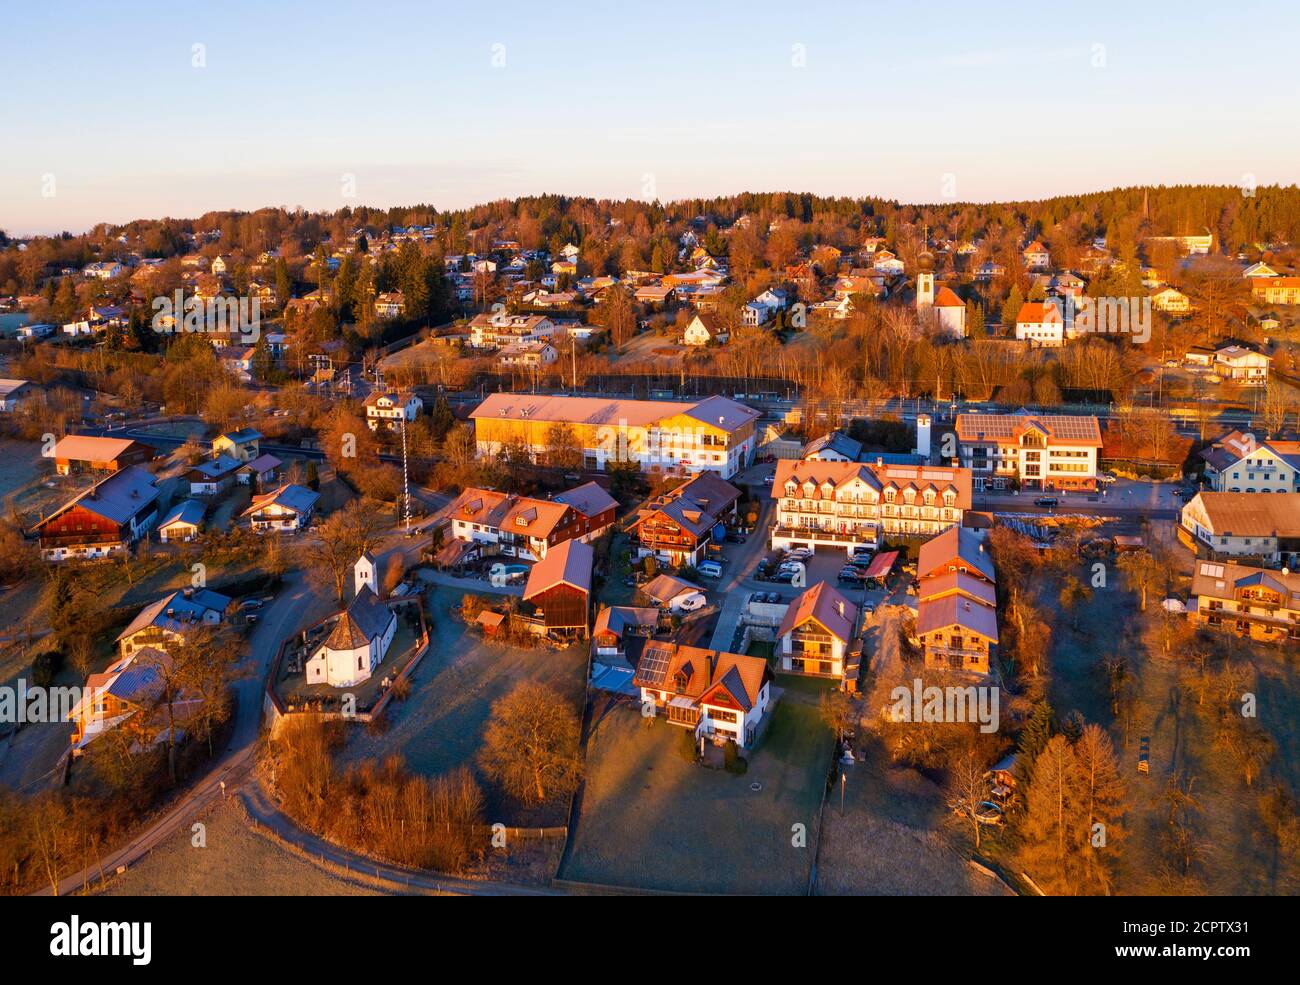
[773, 526, 877, 544]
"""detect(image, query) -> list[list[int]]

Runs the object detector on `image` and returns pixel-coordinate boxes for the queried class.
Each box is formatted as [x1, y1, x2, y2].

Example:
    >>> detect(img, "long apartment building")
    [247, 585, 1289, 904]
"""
[470, 393, 759, 479]
[1191, 559, 1300, 643]
[954, 412, 1102, 492]
[770, 459, 972, 554]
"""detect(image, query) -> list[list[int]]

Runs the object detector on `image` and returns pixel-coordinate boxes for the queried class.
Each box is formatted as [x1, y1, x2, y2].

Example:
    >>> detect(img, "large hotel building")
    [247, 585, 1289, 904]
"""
[469, 393, 760, 479]
[770, 459, 972, 554]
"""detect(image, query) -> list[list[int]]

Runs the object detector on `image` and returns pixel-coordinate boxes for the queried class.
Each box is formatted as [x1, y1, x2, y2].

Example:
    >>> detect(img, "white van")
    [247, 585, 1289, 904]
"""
[697, 560, 723, 579]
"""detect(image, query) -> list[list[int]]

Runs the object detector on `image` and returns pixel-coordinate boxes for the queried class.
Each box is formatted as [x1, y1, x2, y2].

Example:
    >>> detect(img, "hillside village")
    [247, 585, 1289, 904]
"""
[1, 186, 1299, 903]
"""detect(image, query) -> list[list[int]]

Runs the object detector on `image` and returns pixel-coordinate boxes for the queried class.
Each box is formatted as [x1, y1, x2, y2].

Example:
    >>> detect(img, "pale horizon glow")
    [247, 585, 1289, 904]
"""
[2, 0, 1297, 236]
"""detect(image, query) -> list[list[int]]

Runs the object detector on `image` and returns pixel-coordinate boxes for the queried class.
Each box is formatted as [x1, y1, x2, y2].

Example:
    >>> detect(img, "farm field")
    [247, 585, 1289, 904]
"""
[559, 687, 834, 894]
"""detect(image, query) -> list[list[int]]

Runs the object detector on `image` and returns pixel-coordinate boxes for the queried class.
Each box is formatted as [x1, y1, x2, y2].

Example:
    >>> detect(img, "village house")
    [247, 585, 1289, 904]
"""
[66, 647, 194, 755]
[1213, 343, 1270, 385]
[1014, 300, 1068, 347]
[467, 312, 556, 349]
[236, 452, 282, 489]
[374, 291, 406, 319]
[1022, 240, 1051, 271]
[212, 427, 262, 462]
[241, 483, 319, 533]
[470, 392, 759, 479]
[1180, 491, 1300, 567]
[34, 465, 160, 560]
[498, 340, 559, 369]
[1251, 276, 1300, 306]
[116, 588, 231, 659]
[633, 642, 772, 749]
[1150, 286, 1191, 314]
[1201, 431, 1300, 493]
[802, 431, 864, 463]
[916, 594, 999, 677]
[187, 454, 242, 497]
[954, 412, 1102, 492]
[521, 538, 594, 641]
[684, 312, 728, 345]
[638, 572, 705, 611]
[445, 481, 616, 561]
[770, 459, 972, 554]
[592, 605, 661, 661]
[776, 582, 859, 679]
[51, 435, 153, 476]
[306, 555, 398, 687]
[157, 500, 206, 542]
[917, 524, 996, 585]
[1243, 262, 1278, 279]
[364, 390, 423, 431]
[0, 378, 32, 412]
[1189, 559, 1300, 643]
[628, 471, 741, 568]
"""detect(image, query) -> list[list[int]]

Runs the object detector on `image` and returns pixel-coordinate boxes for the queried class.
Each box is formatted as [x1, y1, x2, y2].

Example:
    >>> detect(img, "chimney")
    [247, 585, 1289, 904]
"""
[914, 414, 932, 460]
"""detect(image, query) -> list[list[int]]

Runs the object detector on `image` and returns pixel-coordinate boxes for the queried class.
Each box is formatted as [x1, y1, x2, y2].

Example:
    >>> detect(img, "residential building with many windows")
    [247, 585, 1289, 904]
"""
[954, 412, 1102, 491]
[776, 582, 859, 679]
[769, 459, 972, 555]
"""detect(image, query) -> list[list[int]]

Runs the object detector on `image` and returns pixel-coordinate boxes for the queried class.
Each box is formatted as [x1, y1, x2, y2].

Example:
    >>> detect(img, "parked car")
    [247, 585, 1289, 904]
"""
[1098, 472, 1117, 484]
[238, 598, 264, 612]
[769, 569, 796, 584]
[697, 560, 723, 579]
[1034, 496, 1059, 508]
[671, 591, 708, 614]
[838, 566, 866, 584]
[783, 547, 813, 561]
[863, 602, 876, 615]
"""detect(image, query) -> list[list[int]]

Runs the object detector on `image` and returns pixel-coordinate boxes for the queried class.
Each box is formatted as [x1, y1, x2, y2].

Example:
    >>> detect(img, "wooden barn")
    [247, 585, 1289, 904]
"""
[522, 539, 593, 641]
[51, 435, 153, 475]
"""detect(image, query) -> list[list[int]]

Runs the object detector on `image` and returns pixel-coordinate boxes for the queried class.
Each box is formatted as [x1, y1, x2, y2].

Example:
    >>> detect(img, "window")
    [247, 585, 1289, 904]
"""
[358, 656, 365, 670]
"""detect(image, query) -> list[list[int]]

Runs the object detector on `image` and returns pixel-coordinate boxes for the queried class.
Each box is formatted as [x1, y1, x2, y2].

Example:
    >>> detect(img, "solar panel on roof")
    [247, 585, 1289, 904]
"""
[638, 645, 671, 686]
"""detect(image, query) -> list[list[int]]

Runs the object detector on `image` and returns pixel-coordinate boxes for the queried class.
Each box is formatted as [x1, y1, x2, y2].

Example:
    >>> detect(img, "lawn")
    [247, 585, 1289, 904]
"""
[99, 798, 383, 896]
[814, 734, 1014, 896]
[336, 584, 588, 826]
[558, 687, 835, 894]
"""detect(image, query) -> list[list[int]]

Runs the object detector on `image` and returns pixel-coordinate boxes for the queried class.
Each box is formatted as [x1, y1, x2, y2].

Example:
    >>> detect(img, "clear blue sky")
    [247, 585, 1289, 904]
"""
[2, 0, 1296, 235]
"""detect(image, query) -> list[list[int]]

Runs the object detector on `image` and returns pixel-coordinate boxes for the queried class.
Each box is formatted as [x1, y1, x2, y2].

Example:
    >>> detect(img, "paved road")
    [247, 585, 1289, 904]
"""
[39, 567, 334, 896]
